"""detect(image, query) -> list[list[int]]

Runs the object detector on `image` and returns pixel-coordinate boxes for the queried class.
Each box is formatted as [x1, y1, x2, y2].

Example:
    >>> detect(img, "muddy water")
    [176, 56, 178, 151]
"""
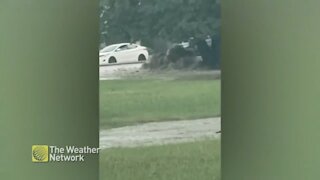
[100, 63, 144, 80]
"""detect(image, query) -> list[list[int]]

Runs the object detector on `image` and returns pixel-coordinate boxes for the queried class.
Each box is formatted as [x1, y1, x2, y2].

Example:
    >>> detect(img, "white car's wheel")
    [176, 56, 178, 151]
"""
[109, 57, 117, 64]
[138, 54, 146, 61]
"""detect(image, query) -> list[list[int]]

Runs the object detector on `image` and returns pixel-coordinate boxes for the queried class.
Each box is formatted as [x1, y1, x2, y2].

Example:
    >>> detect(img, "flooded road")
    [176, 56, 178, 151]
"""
[100, 117, 221, 149]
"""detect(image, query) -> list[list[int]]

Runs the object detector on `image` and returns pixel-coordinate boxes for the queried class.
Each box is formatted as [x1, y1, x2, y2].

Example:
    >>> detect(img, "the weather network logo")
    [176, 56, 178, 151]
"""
[32, 145, 100, 163]
[32, 145, 49, 163]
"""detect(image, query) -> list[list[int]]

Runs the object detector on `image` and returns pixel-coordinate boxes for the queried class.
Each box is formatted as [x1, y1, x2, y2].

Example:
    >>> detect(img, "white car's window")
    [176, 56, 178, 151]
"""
[127, 44, 138, 49]
[117, 45, 129, 51]
[101, 45, 118, 53]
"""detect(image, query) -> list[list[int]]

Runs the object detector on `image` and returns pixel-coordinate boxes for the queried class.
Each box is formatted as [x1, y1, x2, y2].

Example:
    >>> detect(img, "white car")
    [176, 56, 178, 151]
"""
[99, 43, 149, 65]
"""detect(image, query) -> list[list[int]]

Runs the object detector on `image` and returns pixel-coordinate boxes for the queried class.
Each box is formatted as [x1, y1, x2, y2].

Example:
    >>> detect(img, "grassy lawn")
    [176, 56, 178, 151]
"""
[100, 76, 220, 129]
[100, 140, 220, 180]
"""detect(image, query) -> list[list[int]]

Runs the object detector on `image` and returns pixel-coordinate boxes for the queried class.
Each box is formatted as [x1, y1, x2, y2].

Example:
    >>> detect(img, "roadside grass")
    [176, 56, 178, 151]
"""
[100, 76, 220, 129]
[121, 70, 220, 81]
[100, 139, 220, 180]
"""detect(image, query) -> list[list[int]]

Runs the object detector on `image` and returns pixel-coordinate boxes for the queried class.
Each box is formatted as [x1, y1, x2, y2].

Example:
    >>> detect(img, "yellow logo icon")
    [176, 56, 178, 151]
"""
[32, 145, 49, 162]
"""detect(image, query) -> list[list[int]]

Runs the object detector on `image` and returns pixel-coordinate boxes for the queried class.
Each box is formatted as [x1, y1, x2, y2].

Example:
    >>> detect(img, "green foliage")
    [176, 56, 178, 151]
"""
[100, 0, 220, 47]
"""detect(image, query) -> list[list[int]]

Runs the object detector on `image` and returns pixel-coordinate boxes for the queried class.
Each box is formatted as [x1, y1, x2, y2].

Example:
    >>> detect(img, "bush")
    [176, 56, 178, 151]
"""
[143, 45, 200, 70]
[143, 53, 168, 70]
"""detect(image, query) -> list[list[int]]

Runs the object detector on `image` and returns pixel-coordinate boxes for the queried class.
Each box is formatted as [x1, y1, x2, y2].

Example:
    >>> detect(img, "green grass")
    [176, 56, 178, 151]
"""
[100, 77, 220, 129]
[100, 140, 220, 180]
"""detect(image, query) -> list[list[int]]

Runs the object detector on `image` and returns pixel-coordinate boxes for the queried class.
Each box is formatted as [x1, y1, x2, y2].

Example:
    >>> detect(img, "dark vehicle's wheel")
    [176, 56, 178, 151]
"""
[138, 54, 146, 61]
[109, 57, 117, 64]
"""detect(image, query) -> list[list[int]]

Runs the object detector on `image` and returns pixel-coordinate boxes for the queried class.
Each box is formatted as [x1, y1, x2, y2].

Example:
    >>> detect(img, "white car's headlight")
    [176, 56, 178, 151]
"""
[100, 52, 110, 56]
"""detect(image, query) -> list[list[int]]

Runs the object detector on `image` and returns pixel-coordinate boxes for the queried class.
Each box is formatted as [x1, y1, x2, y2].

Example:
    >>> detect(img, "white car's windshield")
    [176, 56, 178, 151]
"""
[101, 45, 118, 53]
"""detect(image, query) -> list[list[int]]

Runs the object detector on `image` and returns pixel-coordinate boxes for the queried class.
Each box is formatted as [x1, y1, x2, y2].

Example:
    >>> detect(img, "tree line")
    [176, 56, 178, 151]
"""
[100, 0, 220, 69]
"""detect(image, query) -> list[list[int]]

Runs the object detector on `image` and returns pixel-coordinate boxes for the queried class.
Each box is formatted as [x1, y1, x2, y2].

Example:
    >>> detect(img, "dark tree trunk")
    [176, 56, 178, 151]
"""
[211, 33, 221, 69]
[196, 39, 215, 69]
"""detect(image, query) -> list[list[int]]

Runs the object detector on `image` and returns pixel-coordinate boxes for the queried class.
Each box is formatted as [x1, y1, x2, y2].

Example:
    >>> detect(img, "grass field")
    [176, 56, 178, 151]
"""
[100, 139, 220, 180]
[100, 75, 220, 129]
